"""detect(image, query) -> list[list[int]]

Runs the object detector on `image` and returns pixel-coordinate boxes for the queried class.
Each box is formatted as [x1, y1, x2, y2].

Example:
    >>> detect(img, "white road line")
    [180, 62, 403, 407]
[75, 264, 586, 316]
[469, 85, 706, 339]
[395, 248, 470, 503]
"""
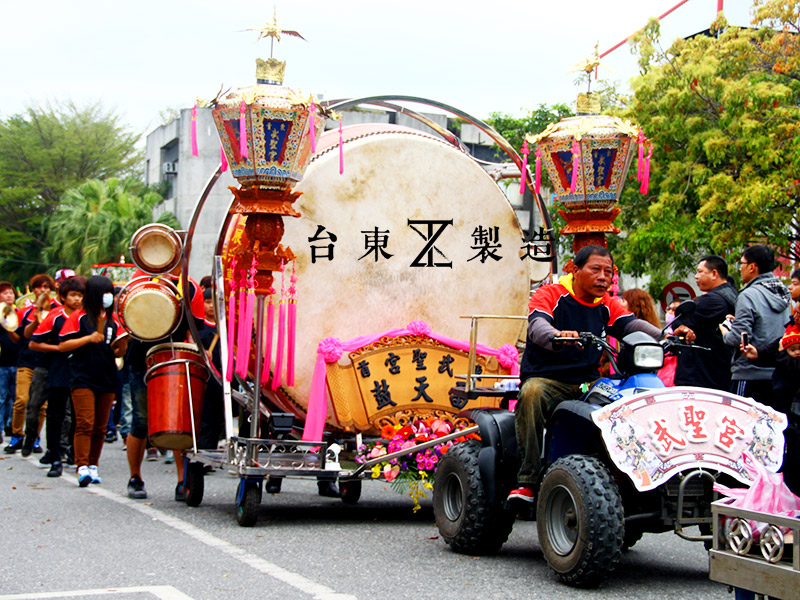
[0, 585, 194, 600]
[26, 465, 357, 600]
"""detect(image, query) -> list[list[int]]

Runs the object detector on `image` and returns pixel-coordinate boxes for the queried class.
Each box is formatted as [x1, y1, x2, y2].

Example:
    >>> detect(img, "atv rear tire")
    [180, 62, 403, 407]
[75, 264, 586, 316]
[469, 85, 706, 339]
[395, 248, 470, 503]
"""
[433, 440, 514, 555]
[537, 455, 623, 587]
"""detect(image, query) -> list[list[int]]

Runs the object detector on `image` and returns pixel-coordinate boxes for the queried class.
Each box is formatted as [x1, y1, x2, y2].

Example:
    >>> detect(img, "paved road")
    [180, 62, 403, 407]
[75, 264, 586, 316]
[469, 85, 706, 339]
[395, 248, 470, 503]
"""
[1, 443, 734, 600]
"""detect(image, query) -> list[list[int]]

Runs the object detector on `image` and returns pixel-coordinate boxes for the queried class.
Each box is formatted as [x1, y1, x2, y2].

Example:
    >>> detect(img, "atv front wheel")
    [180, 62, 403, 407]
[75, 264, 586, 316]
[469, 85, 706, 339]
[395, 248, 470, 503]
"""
[537, 455, 623, 587]
[433, 440, 514, 555]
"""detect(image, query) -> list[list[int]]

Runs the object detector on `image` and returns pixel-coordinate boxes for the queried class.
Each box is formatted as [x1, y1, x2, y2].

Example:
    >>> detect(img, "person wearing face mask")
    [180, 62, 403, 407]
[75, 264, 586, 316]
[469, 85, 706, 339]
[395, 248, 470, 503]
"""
[58, 276, 128, 487]
[672, 255, 738, 390]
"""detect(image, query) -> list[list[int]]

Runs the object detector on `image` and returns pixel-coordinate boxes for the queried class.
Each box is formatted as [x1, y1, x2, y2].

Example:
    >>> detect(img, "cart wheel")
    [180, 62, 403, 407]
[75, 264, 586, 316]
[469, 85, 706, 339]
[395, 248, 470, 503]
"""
[236, 480, 261, 527]
[339, 480, 362, 504]
[185, 462, 205, 507]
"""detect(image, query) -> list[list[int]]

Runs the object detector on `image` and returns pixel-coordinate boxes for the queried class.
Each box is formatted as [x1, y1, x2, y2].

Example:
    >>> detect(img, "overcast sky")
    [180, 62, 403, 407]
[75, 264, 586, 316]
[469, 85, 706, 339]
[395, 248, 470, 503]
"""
[1, 0, 754, 138]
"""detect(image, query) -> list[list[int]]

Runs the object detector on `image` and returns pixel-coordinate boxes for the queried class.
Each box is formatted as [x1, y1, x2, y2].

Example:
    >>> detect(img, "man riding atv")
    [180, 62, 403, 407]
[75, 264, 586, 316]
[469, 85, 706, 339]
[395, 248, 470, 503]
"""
[508, 245, 695, 504]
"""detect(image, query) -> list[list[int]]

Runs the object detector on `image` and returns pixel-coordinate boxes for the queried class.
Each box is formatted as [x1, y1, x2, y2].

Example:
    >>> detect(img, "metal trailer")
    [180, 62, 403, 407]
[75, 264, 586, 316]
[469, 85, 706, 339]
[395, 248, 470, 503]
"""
[709, 498, 800, 600]
[170, 96, 542, 526]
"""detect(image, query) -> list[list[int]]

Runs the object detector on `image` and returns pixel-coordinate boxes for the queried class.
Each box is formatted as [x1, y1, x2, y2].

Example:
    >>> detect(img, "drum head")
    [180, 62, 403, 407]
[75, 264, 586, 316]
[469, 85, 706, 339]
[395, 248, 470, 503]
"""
[124, 289, 179, 341]
[138, 230, 179, 271]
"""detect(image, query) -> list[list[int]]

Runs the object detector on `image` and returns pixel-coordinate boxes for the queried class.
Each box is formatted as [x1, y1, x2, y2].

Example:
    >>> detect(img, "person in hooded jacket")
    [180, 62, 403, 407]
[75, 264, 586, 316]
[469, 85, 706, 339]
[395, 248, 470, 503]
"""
[673, 255, 738, 390]
[721, 245, 791, 405]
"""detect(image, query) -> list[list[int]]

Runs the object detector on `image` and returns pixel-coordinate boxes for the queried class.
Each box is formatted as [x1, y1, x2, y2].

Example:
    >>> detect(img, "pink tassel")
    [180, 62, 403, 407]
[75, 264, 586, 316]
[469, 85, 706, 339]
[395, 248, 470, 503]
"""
[338, 120, 344, 175]
[225, 259, 237, 382]
[534, 147, 542, 195]
[308, 103, 317, 154]
[239, 257, 257, 378]
[569, 139, 580, 194]
[235, 270, 248, 377]
[519, 140, 529, 196]
[272, 261, 286, 391]
[640, 144, 652, 195]
[191, 104, 199, 157]
[260, 288, 275, 383]
[637, 129, 645, 181]
[220, 144, 228, 172]
[286, 261, 297, 387]
[239, 100, 248, 160]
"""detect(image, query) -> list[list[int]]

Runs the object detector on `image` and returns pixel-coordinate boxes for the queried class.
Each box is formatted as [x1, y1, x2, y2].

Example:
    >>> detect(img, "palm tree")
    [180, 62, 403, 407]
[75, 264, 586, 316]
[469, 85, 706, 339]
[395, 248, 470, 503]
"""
[44, 177, 181, 274]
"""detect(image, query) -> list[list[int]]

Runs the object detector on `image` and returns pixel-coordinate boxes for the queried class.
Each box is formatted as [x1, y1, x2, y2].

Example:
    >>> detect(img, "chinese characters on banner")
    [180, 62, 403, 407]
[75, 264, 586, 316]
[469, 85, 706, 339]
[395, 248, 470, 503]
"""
[591, 387, 787, 492]
[307, 221, 553, 265]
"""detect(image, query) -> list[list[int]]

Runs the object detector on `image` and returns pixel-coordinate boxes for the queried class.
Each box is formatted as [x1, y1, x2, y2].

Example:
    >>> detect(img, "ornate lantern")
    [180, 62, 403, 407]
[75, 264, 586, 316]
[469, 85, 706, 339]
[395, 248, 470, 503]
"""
[527, 92, 639, 252]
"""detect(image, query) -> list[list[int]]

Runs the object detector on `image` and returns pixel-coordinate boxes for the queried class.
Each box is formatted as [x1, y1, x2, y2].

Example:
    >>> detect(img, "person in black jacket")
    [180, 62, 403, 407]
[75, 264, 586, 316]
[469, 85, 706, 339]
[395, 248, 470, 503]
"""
[673, 255, 738, 390]
[743, 324, 800, 494]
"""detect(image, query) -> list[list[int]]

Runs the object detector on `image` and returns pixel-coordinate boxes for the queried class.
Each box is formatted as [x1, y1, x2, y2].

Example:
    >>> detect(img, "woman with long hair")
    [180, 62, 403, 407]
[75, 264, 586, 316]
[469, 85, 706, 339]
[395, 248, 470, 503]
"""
[621, 288, 674, 386]
[59, 276, 127, 486]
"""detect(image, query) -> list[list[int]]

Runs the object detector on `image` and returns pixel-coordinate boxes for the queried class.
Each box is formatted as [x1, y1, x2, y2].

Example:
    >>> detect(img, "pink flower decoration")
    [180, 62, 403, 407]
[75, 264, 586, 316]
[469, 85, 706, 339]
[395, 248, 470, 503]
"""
[318, 337, 343, 363]
[384, 464, 400, 482]
[497, 344, 519, 369]
[407, 321, 431, 336]
[368, 444, 387, 459]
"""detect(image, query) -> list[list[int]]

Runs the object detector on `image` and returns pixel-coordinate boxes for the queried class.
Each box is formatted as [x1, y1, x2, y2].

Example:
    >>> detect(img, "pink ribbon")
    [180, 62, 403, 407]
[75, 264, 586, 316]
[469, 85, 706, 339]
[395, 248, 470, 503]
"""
[190, 104, 199, 157]
[338, 120, 344, 175]
[569, 139, 580, 194]
[519, 140, 529, 196]
[220, 144, 228, 172]
[272, 261, 286, 391]
[637, 129, 645, 182]
[301, 321, 520, 441]
[239, 100, 248, 160]
[640, 144, 652, 195]
[308, 103, 317, 154]
[260, 289, 275, 384]
[534, 147, 542, 195]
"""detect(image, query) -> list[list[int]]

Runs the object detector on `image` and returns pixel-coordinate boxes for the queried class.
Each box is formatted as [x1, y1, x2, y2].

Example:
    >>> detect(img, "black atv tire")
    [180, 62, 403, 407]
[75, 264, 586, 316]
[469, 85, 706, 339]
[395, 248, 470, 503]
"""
[537, 455, 624, 587]
[433, 440, 514, 555]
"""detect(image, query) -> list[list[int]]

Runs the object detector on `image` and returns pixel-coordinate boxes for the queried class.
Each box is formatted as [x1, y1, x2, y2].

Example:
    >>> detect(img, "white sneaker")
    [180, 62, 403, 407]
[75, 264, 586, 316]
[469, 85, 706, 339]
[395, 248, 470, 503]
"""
[77, 465, 92, 487]
[88, 465, 101, 484]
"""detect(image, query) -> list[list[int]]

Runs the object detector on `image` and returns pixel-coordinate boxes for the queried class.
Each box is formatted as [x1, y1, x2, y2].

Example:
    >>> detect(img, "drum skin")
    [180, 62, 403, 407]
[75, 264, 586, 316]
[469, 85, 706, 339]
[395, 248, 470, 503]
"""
[130, 224, 182, 275]
[145, 343, 209, 450]
[117, 279, 181, 341]
[221, 125, 529, 428]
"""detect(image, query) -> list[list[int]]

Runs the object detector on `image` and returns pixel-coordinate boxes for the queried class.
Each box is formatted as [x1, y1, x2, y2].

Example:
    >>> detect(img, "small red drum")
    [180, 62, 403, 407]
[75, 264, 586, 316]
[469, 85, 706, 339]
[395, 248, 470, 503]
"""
[130, 223, 183, 275]
[116, 277, 182, 341]
[145, 342, 209, 450]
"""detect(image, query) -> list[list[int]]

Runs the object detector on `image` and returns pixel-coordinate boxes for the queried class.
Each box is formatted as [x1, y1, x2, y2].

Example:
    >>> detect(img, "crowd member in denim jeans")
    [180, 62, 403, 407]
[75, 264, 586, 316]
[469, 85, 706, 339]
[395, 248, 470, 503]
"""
[0, 281, 19, 441]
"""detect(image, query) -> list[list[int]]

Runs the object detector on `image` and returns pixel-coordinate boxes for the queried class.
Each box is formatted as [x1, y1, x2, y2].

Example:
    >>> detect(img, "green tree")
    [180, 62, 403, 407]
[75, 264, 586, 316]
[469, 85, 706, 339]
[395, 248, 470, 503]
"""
[487, 103, 574, 155]
[0, 101, 141, 281]
[43, 178, 180, 274]
[614, 4, 800, 288]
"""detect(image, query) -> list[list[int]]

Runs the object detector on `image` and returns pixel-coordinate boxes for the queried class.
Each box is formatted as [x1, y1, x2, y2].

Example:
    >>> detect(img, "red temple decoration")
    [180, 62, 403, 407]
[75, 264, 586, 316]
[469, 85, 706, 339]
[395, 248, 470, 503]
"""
[527, 92, 640, 253]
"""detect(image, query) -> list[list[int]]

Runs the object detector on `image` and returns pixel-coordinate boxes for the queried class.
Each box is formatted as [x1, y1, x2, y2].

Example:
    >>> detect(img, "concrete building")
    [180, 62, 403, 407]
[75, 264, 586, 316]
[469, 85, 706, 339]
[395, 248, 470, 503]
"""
[144, 105, 544, 281]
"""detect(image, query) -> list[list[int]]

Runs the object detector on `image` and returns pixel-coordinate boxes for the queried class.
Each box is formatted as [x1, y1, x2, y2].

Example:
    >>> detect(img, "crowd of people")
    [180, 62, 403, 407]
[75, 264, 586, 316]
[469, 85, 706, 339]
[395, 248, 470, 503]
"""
[0, 269, 222, 500]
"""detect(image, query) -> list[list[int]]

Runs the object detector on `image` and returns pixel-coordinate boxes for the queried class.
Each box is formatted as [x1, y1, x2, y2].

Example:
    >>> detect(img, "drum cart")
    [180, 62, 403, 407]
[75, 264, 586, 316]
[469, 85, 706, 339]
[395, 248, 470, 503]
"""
[173, 96, 550, 527]
[709, 499, 799, 599]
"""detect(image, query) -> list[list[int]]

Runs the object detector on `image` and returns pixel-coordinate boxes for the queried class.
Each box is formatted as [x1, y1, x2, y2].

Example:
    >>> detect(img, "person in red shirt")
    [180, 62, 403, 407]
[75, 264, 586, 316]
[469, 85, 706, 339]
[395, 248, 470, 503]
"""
[59, 276, 128, 487]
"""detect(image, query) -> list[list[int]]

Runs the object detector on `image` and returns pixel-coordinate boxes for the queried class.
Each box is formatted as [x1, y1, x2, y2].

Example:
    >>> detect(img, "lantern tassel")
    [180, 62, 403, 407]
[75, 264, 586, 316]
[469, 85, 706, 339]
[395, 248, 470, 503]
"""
[640, 144, 652, 195]
[534, 147, 542, 195]
[260, 289, 275, 383]
[569, 139, 580, 194]
[225, 258, 237, 382]
[338, 120, 344, 175]
[519, 140, 529, 196]
[308, 103, 317, 154]
[637, 129, 645, 181]
[235, 270, 248, 377]
[286, 261, 297, 387]
[220, 143, 228, 172]
[272, 261, 287, 391]
[239, 100, 248, 160]
[191, 104, 199, 157]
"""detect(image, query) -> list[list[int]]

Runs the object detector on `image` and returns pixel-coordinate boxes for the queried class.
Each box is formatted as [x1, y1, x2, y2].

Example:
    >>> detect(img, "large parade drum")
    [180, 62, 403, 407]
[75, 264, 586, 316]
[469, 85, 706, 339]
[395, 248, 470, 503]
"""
[130, 223, 183, 275]
[116, 277, 182, 341]
[220, 124, 530, 429]
[144, 342, 209, 450]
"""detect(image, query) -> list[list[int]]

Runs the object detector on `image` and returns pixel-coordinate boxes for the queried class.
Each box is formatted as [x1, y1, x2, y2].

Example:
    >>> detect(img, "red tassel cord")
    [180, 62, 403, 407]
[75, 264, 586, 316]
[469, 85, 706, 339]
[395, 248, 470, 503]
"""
[534, 146, 542, 195]
[235, 269, 248, 378]
[220, 144, 228, 172]
[260, 287, 276, 384]
[286, 261, 297, 387]
[519, 140, 529, 196]
[239, 100, 248, 160]
[225, 258, 237, 382]
[569, 139, 581, 194]
[191, 104, 199, 157]
[338, 120, 344, 175]
[308, 103, 317, 154]
[640, 144, 652, 195]
[272, 260, 287, 391]
[637, 129, 645, 182]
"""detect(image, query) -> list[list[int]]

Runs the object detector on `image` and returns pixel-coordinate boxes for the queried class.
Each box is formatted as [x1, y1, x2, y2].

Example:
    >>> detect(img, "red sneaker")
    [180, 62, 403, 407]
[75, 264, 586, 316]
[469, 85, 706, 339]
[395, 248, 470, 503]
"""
[507, 487, 535, 503]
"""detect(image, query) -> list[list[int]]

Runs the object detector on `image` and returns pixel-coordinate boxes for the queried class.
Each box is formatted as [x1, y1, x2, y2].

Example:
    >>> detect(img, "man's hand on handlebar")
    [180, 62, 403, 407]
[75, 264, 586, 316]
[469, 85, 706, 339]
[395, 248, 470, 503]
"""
[551, 330, 584, 349]
[671, 324, 696, 344]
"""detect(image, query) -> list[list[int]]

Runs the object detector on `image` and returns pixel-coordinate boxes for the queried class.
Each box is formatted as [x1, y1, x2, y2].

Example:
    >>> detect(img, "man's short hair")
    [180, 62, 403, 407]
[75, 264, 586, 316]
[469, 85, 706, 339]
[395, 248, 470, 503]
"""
[700, 255, 728, 279]
[0, 281, 15, 298]
[58, 277, 85, 299]
[742, 245, 775, 275]
[29, 273, 55, 290]
[203, 287, 213, 300]
[791, 268, 800, 281]
[574, 245, 612, 269]
[200, 275, 212, 289]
